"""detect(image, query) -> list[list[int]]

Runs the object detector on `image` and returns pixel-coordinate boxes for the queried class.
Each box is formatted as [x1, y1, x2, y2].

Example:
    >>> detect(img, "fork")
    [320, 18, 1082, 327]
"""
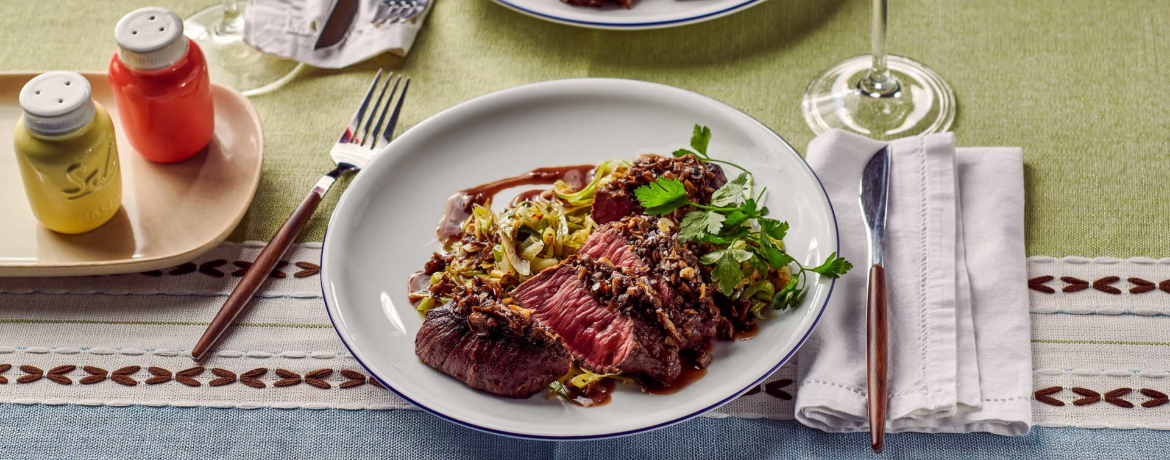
[191, 69, 411, 361]
[372, 0, 429, 27]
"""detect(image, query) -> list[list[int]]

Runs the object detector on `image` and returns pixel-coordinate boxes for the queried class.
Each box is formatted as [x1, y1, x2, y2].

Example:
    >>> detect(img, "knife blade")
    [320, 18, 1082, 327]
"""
[859, 145, 890, 454]
[314, 0, 361, 50]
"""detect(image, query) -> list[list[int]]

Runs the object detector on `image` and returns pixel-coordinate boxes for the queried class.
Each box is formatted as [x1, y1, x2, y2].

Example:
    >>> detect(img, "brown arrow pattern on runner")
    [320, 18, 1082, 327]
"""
[1034, 386, 1063, 406]
[294, 262, 321, 278]
[81, 366, 140, 386]
[1029, 276, 1170, 295]
[199, 260, 229, 278]
[141, 260, 313, 278]
[0, 360, 799, 407]
[1129, 278, 1157, 294]
[1071, 387, 1101, 405]
[763, 379, 794, 400]
[0, 363, 381, 391]
[1035, 386, 1170, 409]
[1060, 277, 1089, 292]
[1092, 277, 1122, 294]
[1141, 389, 1169, 408]
[1028, 276, 1055, 293]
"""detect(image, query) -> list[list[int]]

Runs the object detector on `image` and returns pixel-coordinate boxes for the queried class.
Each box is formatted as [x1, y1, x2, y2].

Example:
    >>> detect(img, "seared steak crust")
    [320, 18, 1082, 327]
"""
[592, 154, 727, 224]
[415, 278, 571, 398]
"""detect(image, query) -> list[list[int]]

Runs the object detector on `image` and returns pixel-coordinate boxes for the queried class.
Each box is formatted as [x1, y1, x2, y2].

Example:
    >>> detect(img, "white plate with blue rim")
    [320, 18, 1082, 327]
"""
[491, 0, 766, 30]
[321, 78, 839, 440]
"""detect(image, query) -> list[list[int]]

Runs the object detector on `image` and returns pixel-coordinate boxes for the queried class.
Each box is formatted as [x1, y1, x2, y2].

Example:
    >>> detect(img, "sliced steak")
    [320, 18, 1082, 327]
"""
[511, 256, 681, 383]
[580, 215, 730, 351]
[415, 278, 570, 398]
[592, 154, 728, 224]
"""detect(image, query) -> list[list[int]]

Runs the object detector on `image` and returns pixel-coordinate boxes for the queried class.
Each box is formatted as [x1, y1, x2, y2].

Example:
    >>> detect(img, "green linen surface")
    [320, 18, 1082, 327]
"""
[1, 0, 1165, 257]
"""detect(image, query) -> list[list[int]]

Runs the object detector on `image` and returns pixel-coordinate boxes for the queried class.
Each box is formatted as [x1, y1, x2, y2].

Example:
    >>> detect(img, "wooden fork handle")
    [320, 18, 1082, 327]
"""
[867, 264, 888, 453]
[191, 184, 327, 361]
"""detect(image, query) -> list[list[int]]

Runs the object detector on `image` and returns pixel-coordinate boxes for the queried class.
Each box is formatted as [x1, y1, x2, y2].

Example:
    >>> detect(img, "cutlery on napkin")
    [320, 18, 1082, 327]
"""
[244, 0, 431, 69]
[795, 130, 1032, 435]
[314, 0, 361, 50]
[859, 146, 891, 452]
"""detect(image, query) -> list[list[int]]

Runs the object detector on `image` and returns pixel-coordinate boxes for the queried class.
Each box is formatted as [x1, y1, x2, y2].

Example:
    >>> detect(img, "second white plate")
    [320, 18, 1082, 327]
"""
[492, 0, 766, 30]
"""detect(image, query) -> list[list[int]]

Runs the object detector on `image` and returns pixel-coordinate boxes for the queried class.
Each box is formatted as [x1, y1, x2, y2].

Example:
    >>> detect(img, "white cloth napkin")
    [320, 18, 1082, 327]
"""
[244, 0, 431, 69]
[794, 130, 1032, 435]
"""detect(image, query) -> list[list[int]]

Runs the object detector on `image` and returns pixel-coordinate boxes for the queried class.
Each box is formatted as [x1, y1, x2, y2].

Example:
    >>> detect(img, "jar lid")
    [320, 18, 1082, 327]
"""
[114, 7, 188, 71]
[19, 71, 96, 136]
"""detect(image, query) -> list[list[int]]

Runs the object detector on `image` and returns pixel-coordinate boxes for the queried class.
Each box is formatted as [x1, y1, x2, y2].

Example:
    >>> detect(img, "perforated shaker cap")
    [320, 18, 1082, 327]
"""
[19, 72, 96, 136]
[114, 7, 188, 71]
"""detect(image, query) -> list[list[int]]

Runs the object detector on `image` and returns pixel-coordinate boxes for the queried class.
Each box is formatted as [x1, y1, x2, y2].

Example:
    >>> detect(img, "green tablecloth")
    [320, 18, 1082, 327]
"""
[2, 0, 1166, 257]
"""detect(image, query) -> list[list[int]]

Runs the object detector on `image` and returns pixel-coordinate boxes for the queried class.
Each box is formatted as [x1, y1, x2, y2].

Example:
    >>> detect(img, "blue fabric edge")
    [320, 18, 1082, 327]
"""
[0, 405, 1155, 459]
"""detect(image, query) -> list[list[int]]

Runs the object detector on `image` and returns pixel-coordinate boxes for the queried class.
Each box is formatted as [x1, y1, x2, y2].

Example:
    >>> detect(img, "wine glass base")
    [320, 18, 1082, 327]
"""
[802, 55, 956, 140]
[184, 4, 302, 96]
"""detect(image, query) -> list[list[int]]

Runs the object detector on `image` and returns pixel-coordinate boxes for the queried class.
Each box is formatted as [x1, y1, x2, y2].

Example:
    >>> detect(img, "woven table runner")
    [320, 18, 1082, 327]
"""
[1, 242, 1168, 430]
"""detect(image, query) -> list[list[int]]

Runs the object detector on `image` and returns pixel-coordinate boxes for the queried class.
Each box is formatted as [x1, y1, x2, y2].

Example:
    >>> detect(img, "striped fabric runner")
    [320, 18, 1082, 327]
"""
[1, 243, 1168, 429]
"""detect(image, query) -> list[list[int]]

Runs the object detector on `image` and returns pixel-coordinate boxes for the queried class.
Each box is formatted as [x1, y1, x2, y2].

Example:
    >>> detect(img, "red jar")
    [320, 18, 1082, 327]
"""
[109, 7, 214, 164]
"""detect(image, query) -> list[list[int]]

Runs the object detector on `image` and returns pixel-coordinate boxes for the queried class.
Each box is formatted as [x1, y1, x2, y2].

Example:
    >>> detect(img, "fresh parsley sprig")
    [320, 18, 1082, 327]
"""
[671, 125, 754, 194]
[635, 125, 852, 310]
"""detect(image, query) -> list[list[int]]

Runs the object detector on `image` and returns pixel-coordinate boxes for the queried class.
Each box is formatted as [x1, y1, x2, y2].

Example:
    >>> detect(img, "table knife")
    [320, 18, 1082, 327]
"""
[859, 145, 891, 453]
[314, 0, 361, 50]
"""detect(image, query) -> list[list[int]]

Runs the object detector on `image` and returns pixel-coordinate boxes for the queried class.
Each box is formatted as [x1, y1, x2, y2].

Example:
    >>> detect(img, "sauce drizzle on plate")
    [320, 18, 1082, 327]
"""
[562, 379, 616, 407]
[436, 165, 594, 244]
[643, 348, 710, 395]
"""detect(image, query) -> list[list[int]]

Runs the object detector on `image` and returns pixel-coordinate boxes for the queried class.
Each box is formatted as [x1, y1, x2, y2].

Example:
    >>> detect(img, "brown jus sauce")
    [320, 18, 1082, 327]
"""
[561, 350, 708, 405]
[563, 379, 617, 407]
[436, 165, 595, 244]
[642, 347, 711, 395]
[408, 271, 431, 293]
[510, 189, 549, 207]
[733, 323, 760, 340]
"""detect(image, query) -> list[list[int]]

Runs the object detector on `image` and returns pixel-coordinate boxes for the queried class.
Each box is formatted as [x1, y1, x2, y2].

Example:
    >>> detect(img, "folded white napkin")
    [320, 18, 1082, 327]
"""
[794, 130, 1032, 435]
[244, 0, 431, 69]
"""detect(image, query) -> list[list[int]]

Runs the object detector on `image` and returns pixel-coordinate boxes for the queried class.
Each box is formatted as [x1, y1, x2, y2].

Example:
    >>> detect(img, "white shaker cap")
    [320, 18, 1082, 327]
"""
[114, 7, 188, 71]
[19, 71, 96, 136]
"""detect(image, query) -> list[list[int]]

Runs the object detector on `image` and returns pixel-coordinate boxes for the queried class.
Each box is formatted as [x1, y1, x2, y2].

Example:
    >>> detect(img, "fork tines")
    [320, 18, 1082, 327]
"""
[340, 69, 411, 150]
[373, 0, 427, 26]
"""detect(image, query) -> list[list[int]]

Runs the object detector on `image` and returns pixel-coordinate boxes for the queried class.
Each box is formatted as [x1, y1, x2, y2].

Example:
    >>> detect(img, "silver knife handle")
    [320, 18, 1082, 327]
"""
[868, 226, 885, 267]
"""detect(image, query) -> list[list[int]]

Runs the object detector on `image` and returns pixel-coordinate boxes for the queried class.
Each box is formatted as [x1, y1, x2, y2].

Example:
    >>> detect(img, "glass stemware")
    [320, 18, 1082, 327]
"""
[184, 0, 304, 96]
[802, 0, 956, 140]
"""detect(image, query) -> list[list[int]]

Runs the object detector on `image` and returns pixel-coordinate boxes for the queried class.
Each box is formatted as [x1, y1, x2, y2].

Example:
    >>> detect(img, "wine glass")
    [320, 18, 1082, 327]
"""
[184, 0, 305, 96]
[802, 0, 956, 140]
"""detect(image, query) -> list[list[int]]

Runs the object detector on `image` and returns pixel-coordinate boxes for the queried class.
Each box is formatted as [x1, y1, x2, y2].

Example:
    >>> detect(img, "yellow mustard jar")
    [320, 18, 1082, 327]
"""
[13, 71, 122, 234]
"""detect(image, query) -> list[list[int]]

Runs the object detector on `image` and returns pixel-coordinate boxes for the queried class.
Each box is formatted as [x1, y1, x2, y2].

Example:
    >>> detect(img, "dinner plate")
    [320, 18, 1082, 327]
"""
[0, 72, 263, 277]
[492, 0, 765, 30]
[321, 79, 839, 440]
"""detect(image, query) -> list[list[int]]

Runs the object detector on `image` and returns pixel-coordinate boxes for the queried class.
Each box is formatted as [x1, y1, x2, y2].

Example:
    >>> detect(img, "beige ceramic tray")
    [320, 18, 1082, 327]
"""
[0, 72, 263, 277]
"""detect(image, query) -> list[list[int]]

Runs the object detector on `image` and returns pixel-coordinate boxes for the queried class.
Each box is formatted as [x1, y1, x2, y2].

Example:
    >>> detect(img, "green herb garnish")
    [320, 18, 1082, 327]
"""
[632, 177, 689, 215]
[635, 125, 853, 310]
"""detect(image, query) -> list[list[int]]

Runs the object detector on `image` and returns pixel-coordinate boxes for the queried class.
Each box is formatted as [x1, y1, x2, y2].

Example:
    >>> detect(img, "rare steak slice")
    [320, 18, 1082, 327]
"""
[511, 255, 681, 383]
[592, 154, 728, 224]
[580, 215, 730, 351]
[415, 278, 570, 398]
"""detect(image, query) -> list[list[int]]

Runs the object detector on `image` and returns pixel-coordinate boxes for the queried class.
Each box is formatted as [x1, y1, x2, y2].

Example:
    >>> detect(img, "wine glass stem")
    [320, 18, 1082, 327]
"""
[860, 0, 900, 97]
[217, 0, 245, 36]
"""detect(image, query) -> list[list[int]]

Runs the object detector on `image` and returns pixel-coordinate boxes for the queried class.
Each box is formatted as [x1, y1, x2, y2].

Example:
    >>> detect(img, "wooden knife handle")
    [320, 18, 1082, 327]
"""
[191, 186, 325, 361]
[867, 264, 888, 453]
